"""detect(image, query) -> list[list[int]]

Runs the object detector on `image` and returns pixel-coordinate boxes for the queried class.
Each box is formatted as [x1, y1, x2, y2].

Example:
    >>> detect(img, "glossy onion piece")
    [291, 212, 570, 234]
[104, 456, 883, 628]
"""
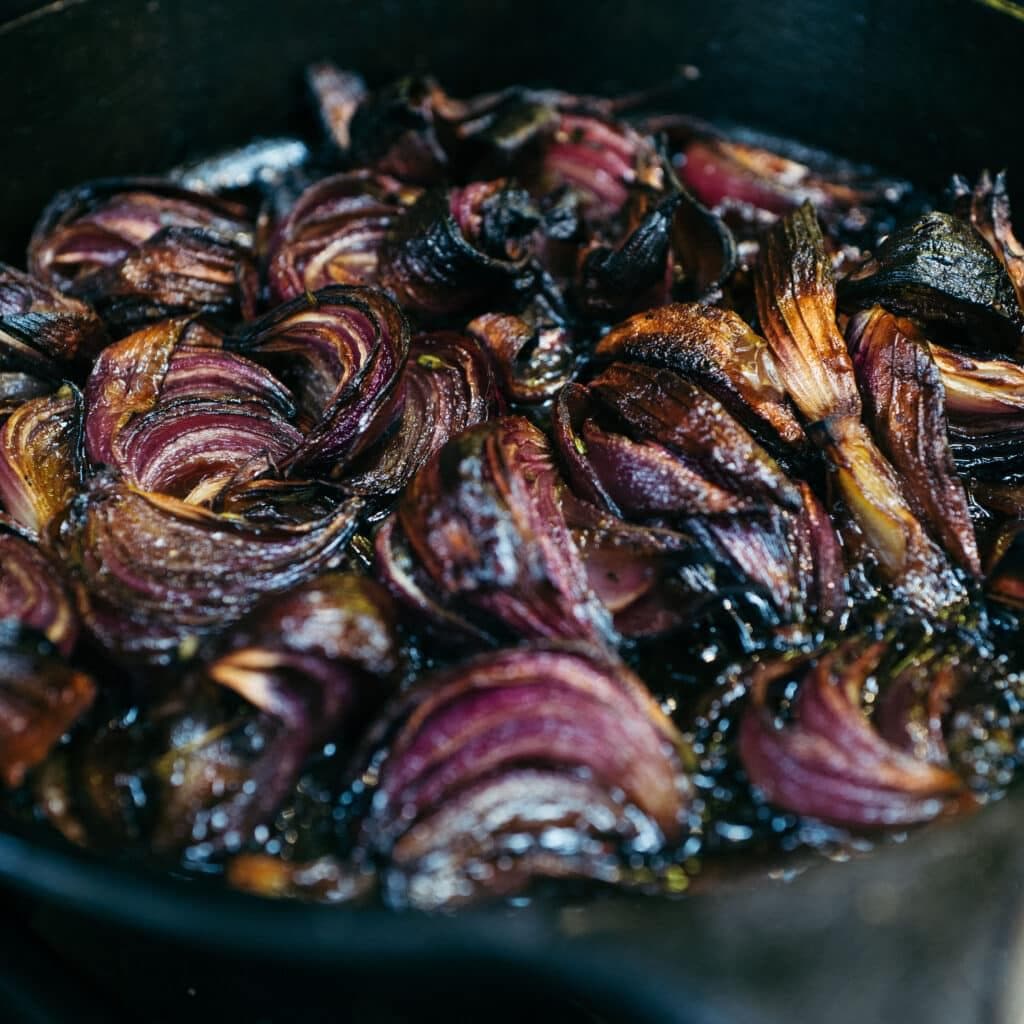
[111, 399, 303, 504]
[29, 179, 254, 288]
[389, 416, 616, 645]
[84, 317, 294, 469]
[67, 226, 259, 332]
[952, 170, 1024, 313]
[0, 532, 78, 656]
[754, 202, 861, 423]
[0, 385, 83, 536]
[169, 138, 312, 195]
[587, 362, 801, 512]
[343, 331, 499, 501]
[596, 303, 804, 446]
[382, 181, 539, 317]
[756, 204, 962, 612]
[848, 307, 980, 576]
[59, 477, 361, 664]
[0, 374, 51, 418]
[679, 137, 889, 220]
[307, 62, 368, 152]
[0, 264, 107, 368]
[267, 172, 421, 302]
[931, 343, 1024, 424]
[840, 212, 1024, 352]
[540, 113, 662, 220]
[228, 285, 410, 474]
[0, 636, 95, 789]
[576, 192, 682, 317]
[357, 644, 690, 909]
[466, 307, 574, 405]
[740, 642, 971, 828]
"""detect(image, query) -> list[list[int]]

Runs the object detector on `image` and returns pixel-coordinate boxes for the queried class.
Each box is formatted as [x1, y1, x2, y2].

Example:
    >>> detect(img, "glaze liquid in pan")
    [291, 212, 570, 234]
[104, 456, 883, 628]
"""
[2, 4, 1024, 1023]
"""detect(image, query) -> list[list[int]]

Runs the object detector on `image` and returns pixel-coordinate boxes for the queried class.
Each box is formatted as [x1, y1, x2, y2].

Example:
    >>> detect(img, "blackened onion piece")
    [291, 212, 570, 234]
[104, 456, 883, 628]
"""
[952, 170, 1024, 314]
[0, 264, 107, 367]
[540, 114, 662, 220]
[589, 362, 801, 511]
[576, 192, 681, 317]
[466, 308, 574, 405]
[0, 385, 83, 536]
[756, 204, 962, 612]
[754, 202, 861, 423]
[740, 642, 971, 828]
[840, 213, 1024, 352]
[111, 398, 303, 504]
[0, 639, 95, 789]
[59, 477, 361, 664]
[267, 172, 421, 302]
[307, 63, 368, 152]
[342, 331, 498, 501]
[596, 303, 804, 446]
[0, 533, 78, 656]
[930, 343, 1024, 425]
[848, 307, 980, 576]
[228, 285, 410, 474]
[29, 179, 254, 289]
[382, 181, 539, 317]
[394, 416, 616, 645]
[69, 226, 259, 332]
[357, 645, 690, 909]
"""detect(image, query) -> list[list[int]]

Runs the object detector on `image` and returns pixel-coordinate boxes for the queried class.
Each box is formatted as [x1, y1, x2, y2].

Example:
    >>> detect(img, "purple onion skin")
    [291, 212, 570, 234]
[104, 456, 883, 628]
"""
[389, 416, 617, 646]
[0, 532, 79, 656]
[740, 642, 973, 829]
[58, 476, 362, 665]
[356, 643, 690, 909]
[227, 285, 410, 476]
[341, 330, 500, 502]
[267, 171, 421, 303]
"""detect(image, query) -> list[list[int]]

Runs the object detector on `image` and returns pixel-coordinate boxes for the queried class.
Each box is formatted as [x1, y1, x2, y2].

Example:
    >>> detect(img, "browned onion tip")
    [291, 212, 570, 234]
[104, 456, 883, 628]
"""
[739, 642, 973, 829]
[342, 331, 499, 501]
[466, 310, 573, 405]
[355, 644, 691, 909]
[267, 172, 422, 302]
[59, 477, 361, 664]
[0, 532, 79, 656]
[754, 201, 861, 424]
[227, 285, 410, 475]
[306, 62, 368, 152]
[0, 639, 95, 789]
[952, 170, 1024, 315]
[756, 204, 963, 612]
[387, 416, 616, 645]
[381, 181, 539, 318]
[848, 307, 980, 576]
[595, 303, 805, 446]
[930, 343, 1024, 424]
[0, 263, 107, 369]
[29, 180, 257, 331]
[0, 385, 83, 537]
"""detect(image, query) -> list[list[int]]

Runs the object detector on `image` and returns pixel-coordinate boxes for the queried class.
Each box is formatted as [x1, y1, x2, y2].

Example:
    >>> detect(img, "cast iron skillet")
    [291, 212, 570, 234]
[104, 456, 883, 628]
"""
[2, 1, 1024, 1021]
